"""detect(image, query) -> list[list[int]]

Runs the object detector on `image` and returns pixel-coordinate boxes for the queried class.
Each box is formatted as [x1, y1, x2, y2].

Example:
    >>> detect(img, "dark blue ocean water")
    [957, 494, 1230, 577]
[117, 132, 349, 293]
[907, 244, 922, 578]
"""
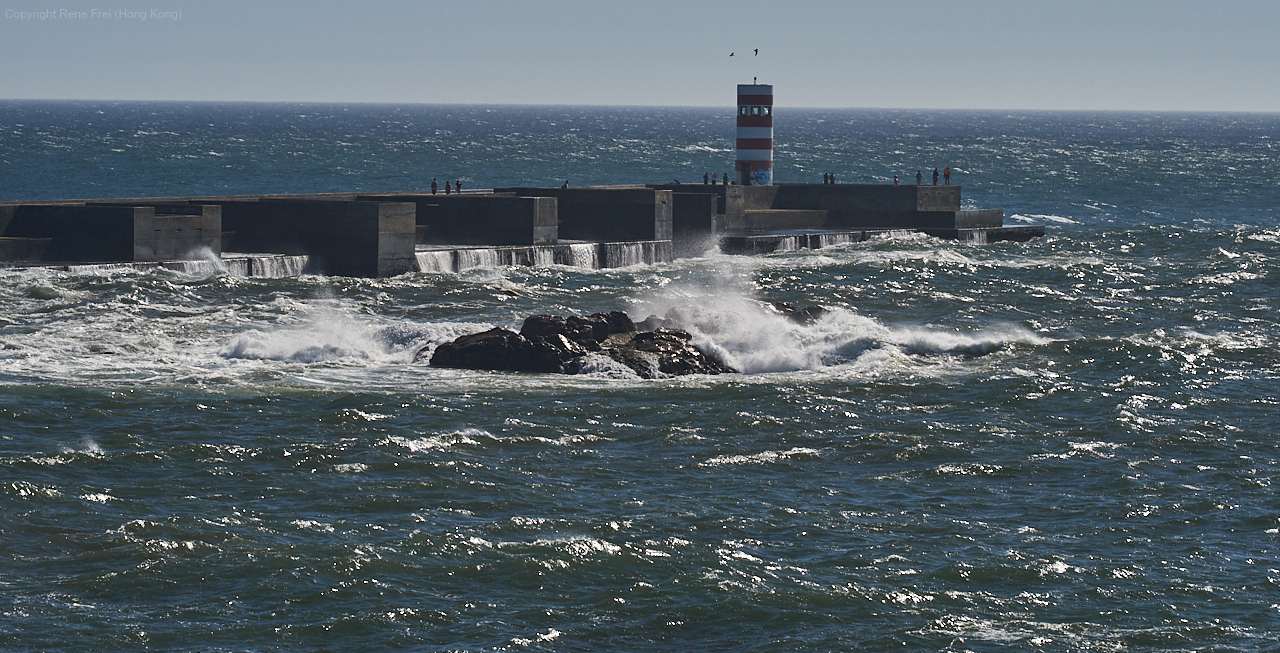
[2, 101, 1279, 652]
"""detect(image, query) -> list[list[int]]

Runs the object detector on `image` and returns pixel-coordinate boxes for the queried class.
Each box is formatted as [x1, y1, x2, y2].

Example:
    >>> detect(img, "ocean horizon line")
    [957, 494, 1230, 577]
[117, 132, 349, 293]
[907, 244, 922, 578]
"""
[2, 96, 1278, 117]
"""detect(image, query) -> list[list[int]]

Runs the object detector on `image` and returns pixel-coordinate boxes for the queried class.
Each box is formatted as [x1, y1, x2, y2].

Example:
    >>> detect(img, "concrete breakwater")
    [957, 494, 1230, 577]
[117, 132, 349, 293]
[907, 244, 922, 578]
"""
[0, 183, 1041, 278]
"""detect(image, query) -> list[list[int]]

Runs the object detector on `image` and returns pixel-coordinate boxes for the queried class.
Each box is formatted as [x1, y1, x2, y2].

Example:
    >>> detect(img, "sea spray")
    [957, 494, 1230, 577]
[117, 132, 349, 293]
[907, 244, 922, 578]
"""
[629, 266, 1046, 374]
[220, 299, 471, 365]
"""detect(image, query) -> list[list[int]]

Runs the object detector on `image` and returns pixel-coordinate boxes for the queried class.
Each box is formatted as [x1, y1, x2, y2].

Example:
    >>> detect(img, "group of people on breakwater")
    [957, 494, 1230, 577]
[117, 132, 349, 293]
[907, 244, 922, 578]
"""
[894, 167, 953, 186]
[429, 178, 463, 194]
[702, 172, 732, 185]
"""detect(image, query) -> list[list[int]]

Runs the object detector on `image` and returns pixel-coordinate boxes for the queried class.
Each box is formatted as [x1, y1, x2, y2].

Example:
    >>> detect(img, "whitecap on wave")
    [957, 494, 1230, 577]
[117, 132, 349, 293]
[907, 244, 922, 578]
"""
[701, 447, 823, 466]
[1010, 213, 1079, 224]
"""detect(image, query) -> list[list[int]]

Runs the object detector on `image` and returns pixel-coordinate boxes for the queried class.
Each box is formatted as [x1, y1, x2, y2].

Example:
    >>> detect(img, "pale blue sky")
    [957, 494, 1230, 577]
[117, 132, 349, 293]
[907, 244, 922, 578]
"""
[2, 0, 1278, 111]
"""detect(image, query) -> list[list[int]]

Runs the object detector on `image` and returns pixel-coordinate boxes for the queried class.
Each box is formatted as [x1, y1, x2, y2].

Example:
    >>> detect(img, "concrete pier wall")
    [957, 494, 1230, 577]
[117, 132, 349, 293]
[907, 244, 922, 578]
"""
[1, 204, 218, 263]
[736, 209, 828, 233]
[131, 204, 221, 260]
[724, 184, 980, 232]
[415, 240, 672, 273]
[0, 180, 1032, 274]
[357, 194, 558, 246]
[649, 184, 727, 214]
[4, 205, 138, 262]
[218, 199, 416, 278]
[671, 192, 719, 258]
[823, 209, 1004, 231]
[0, 237, 51, 261]
[493, 187, 673, 242]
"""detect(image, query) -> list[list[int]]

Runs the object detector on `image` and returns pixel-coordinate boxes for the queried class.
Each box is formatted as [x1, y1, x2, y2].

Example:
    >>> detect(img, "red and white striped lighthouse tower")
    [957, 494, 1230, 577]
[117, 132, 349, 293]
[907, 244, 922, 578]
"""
[736, 83, 773, 186]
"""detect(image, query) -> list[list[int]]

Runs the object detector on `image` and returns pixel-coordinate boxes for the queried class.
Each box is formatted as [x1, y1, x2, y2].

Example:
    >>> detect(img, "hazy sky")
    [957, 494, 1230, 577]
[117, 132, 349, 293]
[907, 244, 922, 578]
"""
[3, 0, 1278, 112]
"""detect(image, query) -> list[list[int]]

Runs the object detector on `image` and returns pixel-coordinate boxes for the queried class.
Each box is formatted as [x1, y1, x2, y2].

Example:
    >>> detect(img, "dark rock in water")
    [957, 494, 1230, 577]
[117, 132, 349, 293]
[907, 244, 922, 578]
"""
[428, 311, 734, 377]
[770, 302, 829, 325]
[635, 314, 678, 332]
[598, 310, 637, 336]
[622, 328, 736, 377]
[519, 314, 567, 340]
[520, 310, 634, 345]
[428, 327, 591, 373]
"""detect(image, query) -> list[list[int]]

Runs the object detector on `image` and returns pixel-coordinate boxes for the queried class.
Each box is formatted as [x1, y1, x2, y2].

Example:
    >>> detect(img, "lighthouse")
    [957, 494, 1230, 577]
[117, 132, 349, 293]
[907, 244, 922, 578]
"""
[735, 83, 773, 186]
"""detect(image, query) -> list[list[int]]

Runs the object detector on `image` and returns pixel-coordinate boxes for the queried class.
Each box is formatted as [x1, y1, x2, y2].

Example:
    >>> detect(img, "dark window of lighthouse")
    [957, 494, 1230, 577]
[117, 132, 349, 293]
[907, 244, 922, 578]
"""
[750, 106, 760, 116]
[739, 106, 749, 116]
[761, 106, 772, 116]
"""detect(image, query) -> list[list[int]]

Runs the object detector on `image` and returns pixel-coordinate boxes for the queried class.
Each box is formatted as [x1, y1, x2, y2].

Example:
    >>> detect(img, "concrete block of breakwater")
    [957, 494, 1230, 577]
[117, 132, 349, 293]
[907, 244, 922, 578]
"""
[493, 187, 673, 242]
[670, 192, 719, 257]
[923, 226, 1044, 244]
[738, 209, 829, 233]
[724, 184, 965, 223]
[216, 199, 416, 278]
[81, 203, 223, 260]
[132, 204, 221, 260]
[823, 209, 1003, 231]
[0, 237, 51, 261]
[649, 184, 727, 215]
[357, 194, 557, 246]
[1, 204, 218, 263]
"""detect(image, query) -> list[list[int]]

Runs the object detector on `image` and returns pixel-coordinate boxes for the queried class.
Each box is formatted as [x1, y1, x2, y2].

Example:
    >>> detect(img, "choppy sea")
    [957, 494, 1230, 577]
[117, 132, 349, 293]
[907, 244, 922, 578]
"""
[1, 101, 1279, 652]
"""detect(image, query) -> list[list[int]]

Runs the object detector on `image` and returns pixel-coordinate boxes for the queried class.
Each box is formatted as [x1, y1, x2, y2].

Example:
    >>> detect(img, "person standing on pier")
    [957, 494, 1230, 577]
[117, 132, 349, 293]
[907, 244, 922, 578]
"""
[444, 180, 452, 194]
[829, 172, 835, 184]
[933, 168, 939, 185]
[893, 175, 899, 186]
[916, 170, 923, 185]
[431, 178, 438, 194]
[723, 172, 729, 186]
[456, 180, 462, 193]
[944, 167, 951, 184]
[704, 172, 710, 184]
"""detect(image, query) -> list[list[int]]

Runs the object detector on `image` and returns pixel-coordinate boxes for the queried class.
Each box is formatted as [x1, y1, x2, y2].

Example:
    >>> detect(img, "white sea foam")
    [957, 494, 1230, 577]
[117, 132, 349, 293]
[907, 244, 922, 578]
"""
[572, 352, 644, 379]
[185, 245, 229, 274]
[702, 447, 822, 467]
[632, 279, 1048, 375]
[1010, 213, 1079, 224]
[383, 429, 491, 452]
[219, 300, 471, 366]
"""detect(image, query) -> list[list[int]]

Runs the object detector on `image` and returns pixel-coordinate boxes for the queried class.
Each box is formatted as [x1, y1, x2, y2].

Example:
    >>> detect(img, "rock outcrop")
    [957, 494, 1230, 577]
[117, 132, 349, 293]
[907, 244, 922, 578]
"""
[424, 310, 735, 378]
[769, 302, 829, 325]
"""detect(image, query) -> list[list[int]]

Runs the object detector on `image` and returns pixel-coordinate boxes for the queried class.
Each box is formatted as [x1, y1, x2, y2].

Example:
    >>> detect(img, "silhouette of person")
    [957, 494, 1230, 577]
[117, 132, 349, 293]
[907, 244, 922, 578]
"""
[455, 180, 462, 192]
[444, 181, 452, 194]
[893, 175, 899, 186]
[916, 170, 923, 185]
[430, 178, 438, 195]
[829, 172, 835, 184]
[704, 172, 710, 185]
[723, 172, 729, 186]
[944, 167, 951, 184]
[562, 180, 569, 189]
[932, 169, 939, 185]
